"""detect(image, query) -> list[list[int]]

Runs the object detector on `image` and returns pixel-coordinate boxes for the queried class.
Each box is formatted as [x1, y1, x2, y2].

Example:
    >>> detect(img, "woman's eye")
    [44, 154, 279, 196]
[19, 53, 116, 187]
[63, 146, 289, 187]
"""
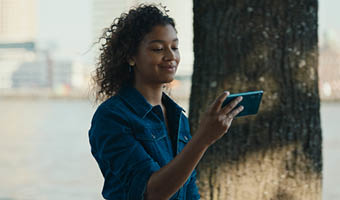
[152, 48, 163, 51]
[172, 47, 179, 50]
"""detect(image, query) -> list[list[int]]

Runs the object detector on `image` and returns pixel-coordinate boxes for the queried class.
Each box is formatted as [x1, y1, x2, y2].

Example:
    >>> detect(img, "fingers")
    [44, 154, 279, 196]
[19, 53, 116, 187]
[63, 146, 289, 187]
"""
[228, 105, 244, 118]
[222, 105, 244, 128]
[210, 91, 229, 113]
[221, 96, 243, 115]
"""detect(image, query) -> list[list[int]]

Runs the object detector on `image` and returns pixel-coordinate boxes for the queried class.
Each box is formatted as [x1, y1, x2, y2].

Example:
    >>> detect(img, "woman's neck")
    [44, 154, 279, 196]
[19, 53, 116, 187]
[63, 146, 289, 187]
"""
[134, 83, 164, 106]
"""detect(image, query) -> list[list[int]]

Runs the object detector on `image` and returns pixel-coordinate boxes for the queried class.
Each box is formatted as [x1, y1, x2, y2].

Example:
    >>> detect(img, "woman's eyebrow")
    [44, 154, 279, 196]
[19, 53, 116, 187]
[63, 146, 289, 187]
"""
[148, 38, 179, 44]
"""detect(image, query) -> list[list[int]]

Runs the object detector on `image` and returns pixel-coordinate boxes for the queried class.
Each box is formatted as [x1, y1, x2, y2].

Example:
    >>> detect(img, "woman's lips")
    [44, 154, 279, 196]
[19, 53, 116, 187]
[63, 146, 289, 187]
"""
[160, 65, 177, 72]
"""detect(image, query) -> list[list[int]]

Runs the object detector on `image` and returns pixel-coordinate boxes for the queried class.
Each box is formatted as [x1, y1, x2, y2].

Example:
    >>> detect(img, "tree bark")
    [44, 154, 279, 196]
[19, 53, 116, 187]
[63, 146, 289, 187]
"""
[189, 0, 321, 199]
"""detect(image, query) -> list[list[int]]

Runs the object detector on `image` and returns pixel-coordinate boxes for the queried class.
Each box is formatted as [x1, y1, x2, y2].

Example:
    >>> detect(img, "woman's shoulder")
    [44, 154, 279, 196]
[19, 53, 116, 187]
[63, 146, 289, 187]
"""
[92, 95, 128, 121]
[89, 95, 132, 137]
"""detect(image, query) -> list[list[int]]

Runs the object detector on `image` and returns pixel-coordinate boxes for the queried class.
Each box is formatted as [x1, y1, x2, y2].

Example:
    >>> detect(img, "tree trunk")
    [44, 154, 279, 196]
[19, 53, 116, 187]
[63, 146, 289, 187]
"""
[189, 0, 322, 199]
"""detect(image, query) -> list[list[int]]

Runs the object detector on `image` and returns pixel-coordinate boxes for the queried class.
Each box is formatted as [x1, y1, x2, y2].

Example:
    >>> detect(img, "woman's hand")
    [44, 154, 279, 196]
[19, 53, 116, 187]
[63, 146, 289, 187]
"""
[194, 91, 244, 147]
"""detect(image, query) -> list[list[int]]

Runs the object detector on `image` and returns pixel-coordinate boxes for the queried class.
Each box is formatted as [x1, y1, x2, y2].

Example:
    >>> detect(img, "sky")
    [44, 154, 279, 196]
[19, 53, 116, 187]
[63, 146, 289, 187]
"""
[318, 0, 340, 44]
[37, 0, 92, 62]
[37, 0, 340, 63]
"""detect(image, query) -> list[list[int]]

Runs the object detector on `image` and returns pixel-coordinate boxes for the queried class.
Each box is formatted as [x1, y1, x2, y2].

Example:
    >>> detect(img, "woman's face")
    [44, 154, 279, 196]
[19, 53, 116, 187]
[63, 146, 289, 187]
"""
[132, 24, 180, 87]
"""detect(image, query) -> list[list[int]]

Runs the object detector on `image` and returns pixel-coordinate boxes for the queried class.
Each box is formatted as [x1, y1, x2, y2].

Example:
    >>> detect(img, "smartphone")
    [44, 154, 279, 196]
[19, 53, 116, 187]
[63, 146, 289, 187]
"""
[221, 90, 263, 117]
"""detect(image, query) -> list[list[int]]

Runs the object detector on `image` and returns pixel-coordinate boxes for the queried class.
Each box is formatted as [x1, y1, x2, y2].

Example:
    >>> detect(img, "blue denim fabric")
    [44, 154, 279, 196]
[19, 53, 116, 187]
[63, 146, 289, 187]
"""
[88, 86, 200, 200]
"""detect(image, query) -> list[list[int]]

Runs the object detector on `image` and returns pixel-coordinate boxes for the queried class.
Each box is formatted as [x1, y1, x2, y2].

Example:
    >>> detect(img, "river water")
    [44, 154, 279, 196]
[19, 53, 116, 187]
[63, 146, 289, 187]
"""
[0, 99, 338, 200]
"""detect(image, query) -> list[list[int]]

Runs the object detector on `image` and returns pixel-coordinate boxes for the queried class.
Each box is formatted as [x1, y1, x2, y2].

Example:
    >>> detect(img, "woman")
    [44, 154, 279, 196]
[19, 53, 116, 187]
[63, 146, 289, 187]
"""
[89, 4, 243, 200]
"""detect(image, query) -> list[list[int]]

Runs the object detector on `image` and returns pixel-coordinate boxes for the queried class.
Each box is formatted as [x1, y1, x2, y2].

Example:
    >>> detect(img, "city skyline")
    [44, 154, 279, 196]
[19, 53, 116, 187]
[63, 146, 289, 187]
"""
[36, 0, 340, 65]
[0, 0, 339, 94]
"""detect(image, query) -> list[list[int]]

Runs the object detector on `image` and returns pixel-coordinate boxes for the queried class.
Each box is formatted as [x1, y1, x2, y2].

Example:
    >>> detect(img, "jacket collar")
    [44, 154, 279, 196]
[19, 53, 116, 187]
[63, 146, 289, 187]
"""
[161, 91, 186, 114]
[117, 85, 185, 119]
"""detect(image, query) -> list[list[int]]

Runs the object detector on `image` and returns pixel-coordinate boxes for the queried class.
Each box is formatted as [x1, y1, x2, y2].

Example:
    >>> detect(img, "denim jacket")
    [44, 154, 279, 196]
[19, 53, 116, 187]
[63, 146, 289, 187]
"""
[88, 86, 200, 200]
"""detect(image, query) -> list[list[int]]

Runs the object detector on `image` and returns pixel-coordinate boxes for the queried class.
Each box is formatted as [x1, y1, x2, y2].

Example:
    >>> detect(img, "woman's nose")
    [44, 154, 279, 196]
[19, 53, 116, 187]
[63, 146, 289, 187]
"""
[164, 48, 176, 61]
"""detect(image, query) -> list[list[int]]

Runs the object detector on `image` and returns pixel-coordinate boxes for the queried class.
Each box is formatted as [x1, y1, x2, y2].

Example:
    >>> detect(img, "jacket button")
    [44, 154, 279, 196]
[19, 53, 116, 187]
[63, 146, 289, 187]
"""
[184, 136, 188, 141]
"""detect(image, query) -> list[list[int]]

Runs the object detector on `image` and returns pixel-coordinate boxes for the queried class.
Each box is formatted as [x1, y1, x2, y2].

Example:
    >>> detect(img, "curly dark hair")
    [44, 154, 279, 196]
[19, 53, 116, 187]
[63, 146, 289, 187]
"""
[92, 4, 176, 102]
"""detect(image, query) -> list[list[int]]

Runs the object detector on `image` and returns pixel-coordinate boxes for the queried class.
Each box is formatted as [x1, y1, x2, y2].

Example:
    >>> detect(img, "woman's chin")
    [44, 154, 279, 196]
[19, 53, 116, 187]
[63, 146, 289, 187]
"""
[162, 76, 175, 84]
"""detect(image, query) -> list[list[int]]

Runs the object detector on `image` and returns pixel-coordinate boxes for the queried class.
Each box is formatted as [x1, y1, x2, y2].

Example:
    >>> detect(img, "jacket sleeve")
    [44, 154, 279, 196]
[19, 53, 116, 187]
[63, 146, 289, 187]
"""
[186, 169, 201, 199]
[89, 106, 160, 200]
[180, 113, 200, 199]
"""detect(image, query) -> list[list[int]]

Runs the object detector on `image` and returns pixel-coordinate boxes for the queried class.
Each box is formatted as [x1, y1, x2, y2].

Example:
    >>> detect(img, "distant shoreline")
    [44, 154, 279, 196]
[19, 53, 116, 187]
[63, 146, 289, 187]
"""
[0, 89, 91, 100]
[0, 94, 90, 100]
[0, 93, 339, 103]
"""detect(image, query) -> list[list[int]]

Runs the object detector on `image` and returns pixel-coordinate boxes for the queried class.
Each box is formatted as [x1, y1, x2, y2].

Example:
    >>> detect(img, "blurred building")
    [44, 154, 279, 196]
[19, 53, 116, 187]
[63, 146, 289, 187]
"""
[1, 49, 89, 95]
[319, 44, 340, 100]
[0, 49, 36, 89]
[0, 0, 37, 89]
[93, 0, 129, 42]
[12, 61, 48, 88]
[11, 58, 88, 94]
[0, 0, 37, 42]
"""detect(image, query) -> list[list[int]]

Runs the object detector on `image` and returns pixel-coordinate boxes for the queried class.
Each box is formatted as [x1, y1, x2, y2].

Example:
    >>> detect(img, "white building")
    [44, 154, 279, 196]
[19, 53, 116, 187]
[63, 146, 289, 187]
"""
[0, 0, 37, 43]
[0, 0, 37, 90]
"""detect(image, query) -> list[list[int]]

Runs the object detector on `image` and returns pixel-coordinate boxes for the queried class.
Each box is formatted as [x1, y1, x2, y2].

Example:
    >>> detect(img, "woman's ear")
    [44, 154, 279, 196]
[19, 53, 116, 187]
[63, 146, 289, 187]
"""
[127, 58, 135, 66]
